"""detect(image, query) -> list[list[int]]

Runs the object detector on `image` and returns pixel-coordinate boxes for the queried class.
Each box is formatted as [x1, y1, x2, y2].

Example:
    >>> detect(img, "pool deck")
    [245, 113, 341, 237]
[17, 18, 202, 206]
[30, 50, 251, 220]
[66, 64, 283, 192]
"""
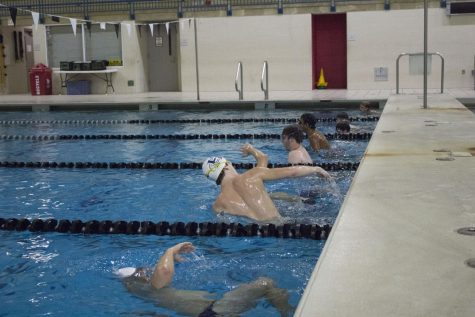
[0, 88, 474, 109]
[296, 93, 475, 316]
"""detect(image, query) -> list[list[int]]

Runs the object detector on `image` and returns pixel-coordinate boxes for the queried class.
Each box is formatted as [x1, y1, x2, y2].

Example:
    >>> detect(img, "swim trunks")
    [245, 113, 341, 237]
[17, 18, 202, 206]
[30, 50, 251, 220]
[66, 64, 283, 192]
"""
[299, 189, 321, 205]
[198, 302, 218, 317]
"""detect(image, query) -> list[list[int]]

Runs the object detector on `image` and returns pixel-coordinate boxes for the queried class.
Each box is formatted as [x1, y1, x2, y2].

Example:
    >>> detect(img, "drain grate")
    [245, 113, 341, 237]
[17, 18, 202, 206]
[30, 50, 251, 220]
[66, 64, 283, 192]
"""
[456, 227, 475, 236]
[466, 258, 475, 269]
[436, 157, 455, 161]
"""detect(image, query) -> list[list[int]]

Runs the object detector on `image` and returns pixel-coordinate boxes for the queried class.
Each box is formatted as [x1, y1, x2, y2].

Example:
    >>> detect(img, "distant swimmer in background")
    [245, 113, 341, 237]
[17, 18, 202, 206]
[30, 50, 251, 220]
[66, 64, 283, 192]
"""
[336, 112, 349, 124]
[336, 120, 351, 134]
[359, 100, 382, 119]
[336, 111, 374, 134]
[359, 101, 373, 114]
[118, 242, 293, 317]
[335, 112, 351, 134]
[281, 124, 312, 165]
[202, 144, 331, 222]
[298, 113, 330, 152]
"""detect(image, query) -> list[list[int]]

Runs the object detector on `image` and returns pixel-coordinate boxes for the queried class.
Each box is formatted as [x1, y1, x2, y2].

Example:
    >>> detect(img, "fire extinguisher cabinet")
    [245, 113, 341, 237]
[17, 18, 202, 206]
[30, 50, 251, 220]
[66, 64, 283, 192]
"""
[29, 63, 52, 95]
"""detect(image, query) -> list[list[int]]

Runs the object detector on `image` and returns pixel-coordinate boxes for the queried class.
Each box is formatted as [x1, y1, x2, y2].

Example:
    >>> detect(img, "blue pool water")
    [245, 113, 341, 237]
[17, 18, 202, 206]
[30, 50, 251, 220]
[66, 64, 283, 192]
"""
[0, 109, 377, 316]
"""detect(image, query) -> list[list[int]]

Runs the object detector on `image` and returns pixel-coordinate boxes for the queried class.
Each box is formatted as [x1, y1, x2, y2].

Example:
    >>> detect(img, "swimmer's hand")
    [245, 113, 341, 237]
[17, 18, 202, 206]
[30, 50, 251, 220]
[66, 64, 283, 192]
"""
[240, 143, 254, 157]
[316, 167, 331, 180]
[170, 242, 195, 262]
[241, 143, 268, 167]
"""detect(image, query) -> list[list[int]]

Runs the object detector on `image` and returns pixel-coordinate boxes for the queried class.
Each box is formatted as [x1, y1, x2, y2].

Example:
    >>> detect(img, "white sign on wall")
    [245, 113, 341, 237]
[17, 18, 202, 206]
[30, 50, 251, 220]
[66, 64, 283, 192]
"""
[155, 36, 163, 47]
[374, 67, 388, 81]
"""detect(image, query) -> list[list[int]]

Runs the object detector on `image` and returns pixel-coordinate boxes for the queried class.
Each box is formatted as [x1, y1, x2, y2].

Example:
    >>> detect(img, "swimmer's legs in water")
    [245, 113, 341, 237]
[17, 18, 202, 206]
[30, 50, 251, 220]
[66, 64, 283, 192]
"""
[270, 191, 317, 205]
[212, 277, 293, 317]
[270, 191, 308, 203]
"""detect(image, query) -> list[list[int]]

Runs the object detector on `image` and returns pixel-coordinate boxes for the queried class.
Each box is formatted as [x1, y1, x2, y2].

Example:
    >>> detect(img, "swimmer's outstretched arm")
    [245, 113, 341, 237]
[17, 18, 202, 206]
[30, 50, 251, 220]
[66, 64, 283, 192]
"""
[261, 165, 331, 181]
[150, 242, 195, 290]
[240, 143, 268, 168]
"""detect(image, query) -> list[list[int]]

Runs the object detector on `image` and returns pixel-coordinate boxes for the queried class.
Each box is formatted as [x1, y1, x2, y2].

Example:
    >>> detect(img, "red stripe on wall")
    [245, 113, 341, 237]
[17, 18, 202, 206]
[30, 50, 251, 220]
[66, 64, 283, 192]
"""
[312, 13, 347, 89]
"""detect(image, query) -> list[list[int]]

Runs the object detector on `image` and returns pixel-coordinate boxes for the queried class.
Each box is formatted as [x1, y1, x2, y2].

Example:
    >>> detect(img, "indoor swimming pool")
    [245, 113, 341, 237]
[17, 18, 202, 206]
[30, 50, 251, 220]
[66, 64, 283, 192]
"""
[0, 109, 378, 316]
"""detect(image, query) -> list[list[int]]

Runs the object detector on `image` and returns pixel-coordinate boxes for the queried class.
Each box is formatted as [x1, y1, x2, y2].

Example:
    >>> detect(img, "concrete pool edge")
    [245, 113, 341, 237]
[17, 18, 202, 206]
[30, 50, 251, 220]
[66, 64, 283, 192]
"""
[295, 94, 475, 316]
[0, 99, 384, 111]
[0, 88, 473, 111]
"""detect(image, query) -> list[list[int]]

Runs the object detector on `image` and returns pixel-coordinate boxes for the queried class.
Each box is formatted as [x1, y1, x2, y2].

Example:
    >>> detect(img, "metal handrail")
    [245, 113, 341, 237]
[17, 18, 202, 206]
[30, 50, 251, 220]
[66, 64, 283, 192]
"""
[235, 61, 243, 100]
[473, 55, 475, 90]
[260, 61, 269, 100]
[194, 18, 200, 101]
[396, 52, 444, 94]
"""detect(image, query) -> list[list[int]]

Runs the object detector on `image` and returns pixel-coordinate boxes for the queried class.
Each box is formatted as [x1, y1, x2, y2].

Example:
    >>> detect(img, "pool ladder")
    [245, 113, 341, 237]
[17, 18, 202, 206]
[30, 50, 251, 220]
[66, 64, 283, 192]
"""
[261, 61, 269, 100]
[235, 61, 243, 100]
[234, 61, 270, 101]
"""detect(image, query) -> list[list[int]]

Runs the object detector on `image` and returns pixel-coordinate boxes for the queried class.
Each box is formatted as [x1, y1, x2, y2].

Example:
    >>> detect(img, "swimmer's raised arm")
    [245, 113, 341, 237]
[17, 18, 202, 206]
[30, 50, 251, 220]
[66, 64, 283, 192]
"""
[240, 143, 268, 168]
[150, 242, 195, 290]
[260, 165, 331, 181]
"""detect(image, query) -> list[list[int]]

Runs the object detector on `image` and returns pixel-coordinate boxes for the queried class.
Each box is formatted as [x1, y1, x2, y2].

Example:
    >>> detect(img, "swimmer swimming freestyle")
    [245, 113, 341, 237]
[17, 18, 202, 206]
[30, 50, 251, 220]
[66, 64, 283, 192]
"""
[117, 242, 293, 316]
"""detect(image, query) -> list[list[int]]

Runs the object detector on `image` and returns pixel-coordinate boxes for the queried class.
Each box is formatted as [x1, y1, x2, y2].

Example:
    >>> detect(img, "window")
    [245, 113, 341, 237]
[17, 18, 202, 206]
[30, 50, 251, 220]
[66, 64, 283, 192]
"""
[46, 24, 122, 67]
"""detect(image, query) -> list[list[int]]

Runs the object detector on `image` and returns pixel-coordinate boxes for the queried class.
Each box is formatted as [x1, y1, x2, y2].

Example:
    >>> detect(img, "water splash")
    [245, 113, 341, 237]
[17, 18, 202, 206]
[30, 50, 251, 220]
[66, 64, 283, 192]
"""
[189, 251, 206, 262]
[311, 174, 343, 202]
[326, 178, 344, 204]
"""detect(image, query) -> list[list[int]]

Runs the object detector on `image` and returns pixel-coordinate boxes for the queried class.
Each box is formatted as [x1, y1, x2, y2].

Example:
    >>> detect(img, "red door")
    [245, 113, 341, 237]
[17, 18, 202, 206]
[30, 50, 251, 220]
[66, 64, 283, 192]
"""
[312, 13, 347, 89]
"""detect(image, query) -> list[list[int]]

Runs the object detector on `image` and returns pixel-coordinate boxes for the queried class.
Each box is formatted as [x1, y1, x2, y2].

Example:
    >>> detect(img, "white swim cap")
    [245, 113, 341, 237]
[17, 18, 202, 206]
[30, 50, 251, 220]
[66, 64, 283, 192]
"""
[202, 157, 227, 182]
[115, 267, 136, 278]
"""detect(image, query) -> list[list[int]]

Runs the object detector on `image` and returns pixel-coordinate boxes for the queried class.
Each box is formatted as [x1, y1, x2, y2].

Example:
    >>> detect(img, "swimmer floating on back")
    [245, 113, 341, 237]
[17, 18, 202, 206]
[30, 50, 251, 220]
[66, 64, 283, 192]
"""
[203, 144, 331, 222]
[118, 242, 293, 316]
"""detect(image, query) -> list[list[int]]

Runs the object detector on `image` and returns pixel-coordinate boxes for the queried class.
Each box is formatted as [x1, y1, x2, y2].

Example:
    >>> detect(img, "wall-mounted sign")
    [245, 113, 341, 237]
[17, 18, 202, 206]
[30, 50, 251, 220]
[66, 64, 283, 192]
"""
[155, 36, 163, 47]
[374, 67, 388, 81]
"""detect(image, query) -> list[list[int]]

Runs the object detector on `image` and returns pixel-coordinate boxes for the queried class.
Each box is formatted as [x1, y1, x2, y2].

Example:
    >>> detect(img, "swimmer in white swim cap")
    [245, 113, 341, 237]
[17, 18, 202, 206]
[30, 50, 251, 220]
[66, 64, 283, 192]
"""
[202, 156, 228, 185]
[115, 267, 137, 278]
[115, 266, 149, 281]
[118, 242, 293, 316]
[202, 144, 331, 222]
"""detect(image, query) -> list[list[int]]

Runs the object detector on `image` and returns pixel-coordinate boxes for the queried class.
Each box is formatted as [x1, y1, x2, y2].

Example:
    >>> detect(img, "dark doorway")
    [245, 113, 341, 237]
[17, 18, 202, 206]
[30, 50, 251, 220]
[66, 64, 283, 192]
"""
[312, 13, 347, 89]
[24, 28, 34, 93]
[147, 23, 179, 91]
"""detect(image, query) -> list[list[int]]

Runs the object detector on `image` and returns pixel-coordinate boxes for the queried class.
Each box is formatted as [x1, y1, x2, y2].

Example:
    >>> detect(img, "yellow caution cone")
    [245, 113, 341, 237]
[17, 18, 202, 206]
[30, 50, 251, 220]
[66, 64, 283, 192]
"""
[316, 68, 328, 89]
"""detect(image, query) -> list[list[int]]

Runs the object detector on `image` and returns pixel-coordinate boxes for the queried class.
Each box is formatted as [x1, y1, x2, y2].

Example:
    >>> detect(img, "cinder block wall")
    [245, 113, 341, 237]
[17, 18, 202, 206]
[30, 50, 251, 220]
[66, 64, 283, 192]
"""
[2, 2, 474, 94]
[179, 8, 475, 92]
[347, 8, 475, 90]
[179, 15, 312, 92]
